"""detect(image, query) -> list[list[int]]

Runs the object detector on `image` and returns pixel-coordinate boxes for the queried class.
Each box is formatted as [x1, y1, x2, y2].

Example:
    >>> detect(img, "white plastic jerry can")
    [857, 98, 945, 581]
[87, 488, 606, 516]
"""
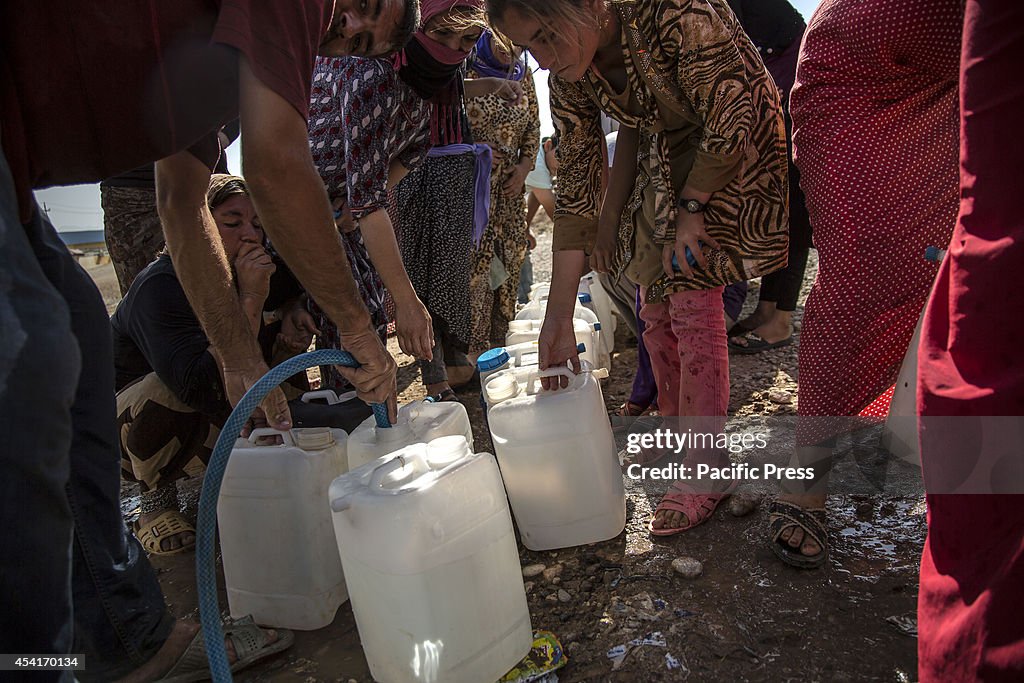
[505, 318, 603, 371]
[346, 400, 474, 470]
[485, 366, 626, 551]
[475, 341, 543, 395]
[329, 436, 533, 683]
[219, 427, 349, 630]
[581, 272, 618, 351]
[513, 298, 610, 370]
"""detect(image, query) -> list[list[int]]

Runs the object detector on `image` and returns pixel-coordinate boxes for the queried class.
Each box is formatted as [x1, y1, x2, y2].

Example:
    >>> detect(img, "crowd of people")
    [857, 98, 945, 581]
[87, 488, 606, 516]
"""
[1, 0, 1020, 680]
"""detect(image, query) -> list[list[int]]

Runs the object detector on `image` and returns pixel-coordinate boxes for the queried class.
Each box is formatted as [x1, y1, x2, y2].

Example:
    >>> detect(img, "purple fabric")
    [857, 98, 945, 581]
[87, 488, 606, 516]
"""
[471, 31, 526, 81]
[722, 281, 748, 322]
[629, 285, 658, 409]
[762, 34, 801, 101]
[427, 143, 493, 247]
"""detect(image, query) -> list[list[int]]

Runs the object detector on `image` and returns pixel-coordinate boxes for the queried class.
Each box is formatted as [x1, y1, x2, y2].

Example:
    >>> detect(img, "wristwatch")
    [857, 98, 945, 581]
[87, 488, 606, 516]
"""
[679, 198, 706, 214]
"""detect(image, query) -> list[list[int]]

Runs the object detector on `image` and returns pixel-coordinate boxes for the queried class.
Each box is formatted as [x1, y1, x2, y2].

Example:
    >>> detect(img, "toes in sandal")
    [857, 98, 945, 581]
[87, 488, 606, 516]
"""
[650, 480, 736, 536]
[611, 401, 648, 419]
[768, 499, 828, 569]
[157, 615, 294, 683]
[134, 510, 196, 556]
[610, 402, 660, 434]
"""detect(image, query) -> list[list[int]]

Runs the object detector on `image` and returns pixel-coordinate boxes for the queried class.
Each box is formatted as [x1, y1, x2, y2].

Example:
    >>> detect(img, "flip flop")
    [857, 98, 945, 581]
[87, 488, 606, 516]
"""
[609, 402, 660, 434]
[649, 480, 736, 536]
[726, 319, 757, 338]
[134, 510, 196, 556]
[158, 616, 294, 683]
[728, 333, 793, 355]
[768, 499, 828, 569]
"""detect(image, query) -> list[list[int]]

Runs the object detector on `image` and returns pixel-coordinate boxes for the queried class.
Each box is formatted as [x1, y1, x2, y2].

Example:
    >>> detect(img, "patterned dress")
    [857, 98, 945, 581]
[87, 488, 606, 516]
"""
[464, 65, 540, 352]
[549, 0, 789, 303]
[308, 56, 432, 390]
[790, 0, 963, 435]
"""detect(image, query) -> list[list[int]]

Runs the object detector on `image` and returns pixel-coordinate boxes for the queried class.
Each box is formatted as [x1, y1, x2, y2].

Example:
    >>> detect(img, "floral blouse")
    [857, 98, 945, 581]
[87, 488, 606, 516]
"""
[309, 56, 432, 222]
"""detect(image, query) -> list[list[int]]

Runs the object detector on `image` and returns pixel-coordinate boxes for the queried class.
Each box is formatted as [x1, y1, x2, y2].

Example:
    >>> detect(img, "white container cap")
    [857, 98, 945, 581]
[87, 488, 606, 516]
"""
[486, 374, 521, 404]
[292, 427, 335, 450]
[426, 435, 472, 468]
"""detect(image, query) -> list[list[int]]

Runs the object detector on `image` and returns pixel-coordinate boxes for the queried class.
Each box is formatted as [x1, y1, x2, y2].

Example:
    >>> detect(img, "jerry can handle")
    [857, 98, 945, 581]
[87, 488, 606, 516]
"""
[526, 367, 578, 396]
[300, 390, 341, 405]
[510, 342, 539, 365]
[247, 428, 294, 446]
[369, 456, 408, 491]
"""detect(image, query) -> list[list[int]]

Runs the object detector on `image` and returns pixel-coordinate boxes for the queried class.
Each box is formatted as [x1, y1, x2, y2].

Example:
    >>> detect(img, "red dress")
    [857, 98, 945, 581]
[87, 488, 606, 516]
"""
[917, 1, 1024, 679]
[789, 0, 963, 439]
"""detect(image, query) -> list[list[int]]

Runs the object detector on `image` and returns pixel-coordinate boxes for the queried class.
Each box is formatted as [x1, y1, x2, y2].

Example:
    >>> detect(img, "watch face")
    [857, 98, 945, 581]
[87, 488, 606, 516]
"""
[685, 200, 702, 213]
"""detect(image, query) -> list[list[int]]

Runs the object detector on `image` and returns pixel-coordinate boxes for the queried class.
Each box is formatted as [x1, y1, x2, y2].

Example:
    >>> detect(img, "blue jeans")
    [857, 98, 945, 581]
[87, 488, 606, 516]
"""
[0, 155, 172, 681]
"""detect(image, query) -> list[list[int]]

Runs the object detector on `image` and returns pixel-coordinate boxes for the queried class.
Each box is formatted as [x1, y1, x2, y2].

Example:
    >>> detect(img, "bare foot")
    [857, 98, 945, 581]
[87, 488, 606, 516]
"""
[774, 492, 827, 557]
[135, 509, 194, 553]
[115, 618, 278, 683]
[732, 301, 776, 332]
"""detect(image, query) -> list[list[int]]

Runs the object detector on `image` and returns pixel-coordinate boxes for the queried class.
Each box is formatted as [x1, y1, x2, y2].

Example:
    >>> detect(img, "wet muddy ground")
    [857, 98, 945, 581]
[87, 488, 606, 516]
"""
[113, 221, 926, 681]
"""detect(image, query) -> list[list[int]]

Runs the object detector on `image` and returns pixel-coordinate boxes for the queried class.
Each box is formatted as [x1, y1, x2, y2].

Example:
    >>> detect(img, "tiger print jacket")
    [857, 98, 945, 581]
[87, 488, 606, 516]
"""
[549, 0, 790, 301]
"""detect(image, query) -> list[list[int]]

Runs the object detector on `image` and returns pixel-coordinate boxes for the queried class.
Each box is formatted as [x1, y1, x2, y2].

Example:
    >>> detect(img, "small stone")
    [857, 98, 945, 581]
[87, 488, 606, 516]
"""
[552, 577, 561, 585]
[522, 563, 546, 578]
[768, 388, 793, 404]
[728, 494, 759, 517]
[602, 572, 614, 586]
[542, 564, 564, 582]
[545, 593, 559, 603]
[672, 556, 703, 579]
[581, 580, 594, 592]
[524, 581, 534, 593]
[558, 589, 572, 603]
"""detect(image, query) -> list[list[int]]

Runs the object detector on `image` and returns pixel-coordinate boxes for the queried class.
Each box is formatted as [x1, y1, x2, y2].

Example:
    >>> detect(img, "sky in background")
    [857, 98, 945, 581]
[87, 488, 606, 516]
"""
[37, 0, 821, 232]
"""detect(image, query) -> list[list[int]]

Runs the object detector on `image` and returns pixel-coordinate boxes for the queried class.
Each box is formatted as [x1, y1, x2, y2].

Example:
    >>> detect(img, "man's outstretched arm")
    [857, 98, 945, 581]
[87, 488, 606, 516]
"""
[155, 151, 293, 429]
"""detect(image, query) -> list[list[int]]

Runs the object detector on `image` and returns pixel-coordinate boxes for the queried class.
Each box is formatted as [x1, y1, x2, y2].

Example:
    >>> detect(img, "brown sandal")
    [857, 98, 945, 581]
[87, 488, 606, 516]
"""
[134, 510, 195, 556]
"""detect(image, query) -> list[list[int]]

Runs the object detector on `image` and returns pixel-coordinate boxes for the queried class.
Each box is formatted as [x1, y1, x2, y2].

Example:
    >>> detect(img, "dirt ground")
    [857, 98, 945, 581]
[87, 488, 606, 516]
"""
[104, 215, 925, 682]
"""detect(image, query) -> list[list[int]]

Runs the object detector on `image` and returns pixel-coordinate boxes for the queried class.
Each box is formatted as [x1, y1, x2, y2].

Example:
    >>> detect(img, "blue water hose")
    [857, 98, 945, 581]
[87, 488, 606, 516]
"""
[195, 349, 390, 681]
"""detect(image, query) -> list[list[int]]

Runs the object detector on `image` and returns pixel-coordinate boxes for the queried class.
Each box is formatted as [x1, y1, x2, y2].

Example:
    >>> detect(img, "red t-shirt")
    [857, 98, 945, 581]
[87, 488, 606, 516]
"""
[0, 0, 334, 222]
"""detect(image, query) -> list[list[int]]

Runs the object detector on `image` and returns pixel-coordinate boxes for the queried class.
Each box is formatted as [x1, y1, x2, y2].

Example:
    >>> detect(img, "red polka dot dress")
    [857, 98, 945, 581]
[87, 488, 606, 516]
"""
[789, 0, 964, 439]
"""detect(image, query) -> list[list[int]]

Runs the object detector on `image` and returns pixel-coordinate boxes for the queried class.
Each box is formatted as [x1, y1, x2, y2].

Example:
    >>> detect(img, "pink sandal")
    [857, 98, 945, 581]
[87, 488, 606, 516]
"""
[650, 480, 736, 536]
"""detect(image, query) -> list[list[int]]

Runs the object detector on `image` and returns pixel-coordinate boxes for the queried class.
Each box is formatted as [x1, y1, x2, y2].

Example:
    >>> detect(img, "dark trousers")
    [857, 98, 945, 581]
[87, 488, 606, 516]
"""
[0, 155, 172, 682]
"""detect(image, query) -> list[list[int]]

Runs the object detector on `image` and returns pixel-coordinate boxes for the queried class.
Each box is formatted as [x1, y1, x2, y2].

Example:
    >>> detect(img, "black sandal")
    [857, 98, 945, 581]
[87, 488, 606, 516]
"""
[768, 499, 828, 569]
[424, 388, 460, 403]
